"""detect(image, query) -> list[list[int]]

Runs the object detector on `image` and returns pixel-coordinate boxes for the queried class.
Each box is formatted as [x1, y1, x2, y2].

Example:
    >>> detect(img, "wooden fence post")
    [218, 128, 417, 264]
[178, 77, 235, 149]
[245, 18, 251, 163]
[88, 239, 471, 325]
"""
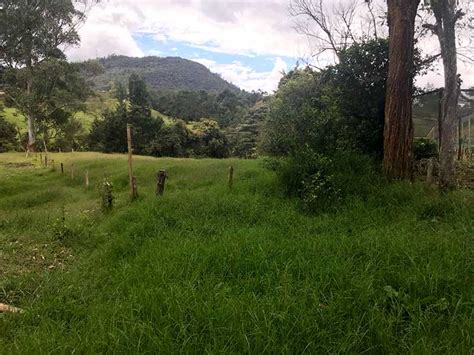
[85, 170, 89, 188]
[51, 159, 55, 171]
[126, 124, 134, 198]
[132, 176, 138, 199]
[40, 153, 43, 167]
[156, 170, 167, 196]
[426, 158, 434, 185]
[228, 165, 234, 189]
[70, 163, 75, 180]
[61, 163, 64, 174]
[44, 155, 48, 167]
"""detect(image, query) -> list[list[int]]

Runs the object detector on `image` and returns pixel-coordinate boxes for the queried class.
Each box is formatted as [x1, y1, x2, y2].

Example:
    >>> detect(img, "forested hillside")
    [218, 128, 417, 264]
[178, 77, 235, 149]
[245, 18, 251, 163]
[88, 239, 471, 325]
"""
[88, 55, 241, 93]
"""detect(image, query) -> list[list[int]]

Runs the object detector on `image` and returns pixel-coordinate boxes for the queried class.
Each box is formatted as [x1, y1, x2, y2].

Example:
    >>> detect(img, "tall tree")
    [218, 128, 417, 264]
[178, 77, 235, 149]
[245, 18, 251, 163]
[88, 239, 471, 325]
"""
[0, 0, 89, 152]
[383, 0, 421, 179]
[423, 0, 468, 188]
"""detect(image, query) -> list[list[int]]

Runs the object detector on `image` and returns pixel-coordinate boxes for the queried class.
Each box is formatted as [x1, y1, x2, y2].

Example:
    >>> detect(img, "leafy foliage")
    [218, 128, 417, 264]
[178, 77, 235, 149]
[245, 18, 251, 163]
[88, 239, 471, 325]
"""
[261, 39, 390, 158]
[4, 59, 92, 149]
[414, 138, 438, 160]
[189, 119, 229, 158]
[0, 0, 82, 68]
[0, 112, 19, 152]
[260, 68, 339, 156]
[151, 88, 257, 128]
[227, 100, 269, 158]
[0, 0, 89, 149]
[324, 39, 389, 157]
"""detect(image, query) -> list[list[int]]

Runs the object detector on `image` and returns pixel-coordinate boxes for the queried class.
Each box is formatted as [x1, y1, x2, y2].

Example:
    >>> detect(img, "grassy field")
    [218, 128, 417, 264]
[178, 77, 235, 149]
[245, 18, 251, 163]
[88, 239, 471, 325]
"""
[0, 152, 473, 353]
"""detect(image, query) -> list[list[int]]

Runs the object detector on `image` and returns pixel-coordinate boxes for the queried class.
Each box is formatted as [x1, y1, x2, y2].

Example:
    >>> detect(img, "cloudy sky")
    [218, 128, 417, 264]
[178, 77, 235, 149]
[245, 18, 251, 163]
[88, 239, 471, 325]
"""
[66, 0, 474, 92]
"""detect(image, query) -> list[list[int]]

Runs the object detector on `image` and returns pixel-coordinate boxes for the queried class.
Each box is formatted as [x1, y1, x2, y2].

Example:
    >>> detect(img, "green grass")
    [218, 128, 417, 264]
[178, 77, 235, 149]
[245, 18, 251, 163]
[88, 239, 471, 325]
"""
[2, 106, 26, 132]
[0, 152, 473, 353]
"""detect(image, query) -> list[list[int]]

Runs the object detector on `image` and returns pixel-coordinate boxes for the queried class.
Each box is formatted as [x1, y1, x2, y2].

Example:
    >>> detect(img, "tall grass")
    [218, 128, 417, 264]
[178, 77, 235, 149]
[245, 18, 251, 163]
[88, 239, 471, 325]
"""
[0, 152, 473, 353]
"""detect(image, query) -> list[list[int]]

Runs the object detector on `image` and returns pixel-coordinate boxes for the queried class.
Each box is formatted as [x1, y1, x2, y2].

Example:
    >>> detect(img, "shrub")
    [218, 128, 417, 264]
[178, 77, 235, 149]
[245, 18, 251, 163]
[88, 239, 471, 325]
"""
[414, 138, 438, 160]
[0, 115, 19, 152]
[268, 147, 381, 212]
[270, 147, 339, 212]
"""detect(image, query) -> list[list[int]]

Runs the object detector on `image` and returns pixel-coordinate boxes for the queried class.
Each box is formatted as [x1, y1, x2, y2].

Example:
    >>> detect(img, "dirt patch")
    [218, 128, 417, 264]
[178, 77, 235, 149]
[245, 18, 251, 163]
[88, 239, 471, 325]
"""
[2, 162, 35, 169]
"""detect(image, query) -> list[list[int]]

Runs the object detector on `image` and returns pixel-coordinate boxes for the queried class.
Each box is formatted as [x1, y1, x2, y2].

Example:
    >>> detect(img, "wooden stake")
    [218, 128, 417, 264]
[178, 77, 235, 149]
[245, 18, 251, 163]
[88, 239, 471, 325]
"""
[426, 158, 434, 185]
[51, 159, 55, 170]
[85, 170, 89, 188]
[70, 163, 75, 180]
[43, 140, 49, 166]
[156, 170, 167, 196]
[40, 153, 43, 166]
[44, 155, 48, 167]
[469, 117, 471, 150]
[132, 176, 138, 199]
[228, 165, 234, 189]
[61, 163, 64, 174]
[127, 124, 134, 198]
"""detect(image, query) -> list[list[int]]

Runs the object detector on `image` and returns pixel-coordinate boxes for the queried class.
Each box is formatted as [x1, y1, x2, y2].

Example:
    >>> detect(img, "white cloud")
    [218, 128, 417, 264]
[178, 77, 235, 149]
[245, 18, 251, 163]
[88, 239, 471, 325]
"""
[195, 57, 288, 92]
[66, 4, 144, 61]
[67, 0, 474, 90]
[67, 0, 304, 60]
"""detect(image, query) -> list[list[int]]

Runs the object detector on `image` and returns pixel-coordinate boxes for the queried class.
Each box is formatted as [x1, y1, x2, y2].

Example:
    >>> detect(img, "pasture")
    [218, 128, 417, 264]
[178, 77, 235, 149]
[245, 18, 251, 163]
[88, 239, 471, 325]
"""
[0, 152, 473, 353]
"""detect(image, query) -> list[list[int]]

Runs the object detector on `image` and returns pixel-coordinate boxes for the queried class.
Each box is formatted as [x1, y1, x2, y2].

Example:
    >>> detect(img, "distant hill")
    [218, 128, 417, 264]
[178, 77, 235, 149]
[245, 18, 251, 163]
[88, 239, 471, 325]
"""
[87, 55, 241, 93]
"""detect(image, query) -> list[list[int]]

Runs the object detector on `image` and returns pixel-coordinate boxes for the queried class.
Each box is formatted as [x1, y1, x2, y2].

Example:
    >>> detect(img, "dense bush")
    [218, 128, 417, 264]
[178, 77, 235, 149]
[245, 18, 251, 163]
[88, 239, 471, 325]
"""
[151, 88, 258, 128]
[414, 138, 438, 160]
[260, 68, 339, 156]
[189, 119, 229, 158]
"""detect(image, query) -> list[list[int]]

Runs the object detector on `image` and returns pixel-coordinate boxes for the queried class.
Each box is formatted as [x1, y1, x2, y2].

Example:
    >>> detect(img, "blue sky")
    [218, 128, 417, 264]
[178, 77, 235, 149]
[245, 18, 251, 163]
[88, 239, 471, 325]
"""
[134, 33, 293, 74]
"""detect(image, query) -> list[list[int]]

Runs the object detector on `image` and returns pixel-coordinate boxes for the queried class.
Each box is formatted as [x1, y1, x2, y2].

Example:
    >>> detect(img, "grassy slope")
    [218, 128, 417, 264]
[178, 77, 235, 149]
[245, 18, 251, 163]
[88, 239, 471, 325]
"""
[1, 95, 174, 134]
[0, 152, 473, 353]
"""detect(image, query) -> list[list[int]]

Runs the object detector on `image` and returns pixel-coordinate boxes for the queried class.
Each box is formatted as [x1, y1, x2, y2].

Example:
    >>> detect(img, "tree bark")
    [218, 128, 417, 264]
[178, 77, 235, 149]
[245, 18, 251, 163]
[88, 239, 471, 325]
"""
[433, 1, 461, 189]
[383, 0, 420, 179]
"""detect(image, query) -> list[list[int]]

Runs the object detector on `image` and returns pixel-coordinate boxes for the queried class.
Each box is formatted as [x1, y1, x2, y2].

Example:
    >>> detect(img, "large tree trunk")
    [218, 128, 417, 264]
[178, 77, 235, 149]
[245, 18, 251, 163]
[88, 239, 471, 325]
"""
[383, 0, 420, 179]
[434, 1, 460, 189]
